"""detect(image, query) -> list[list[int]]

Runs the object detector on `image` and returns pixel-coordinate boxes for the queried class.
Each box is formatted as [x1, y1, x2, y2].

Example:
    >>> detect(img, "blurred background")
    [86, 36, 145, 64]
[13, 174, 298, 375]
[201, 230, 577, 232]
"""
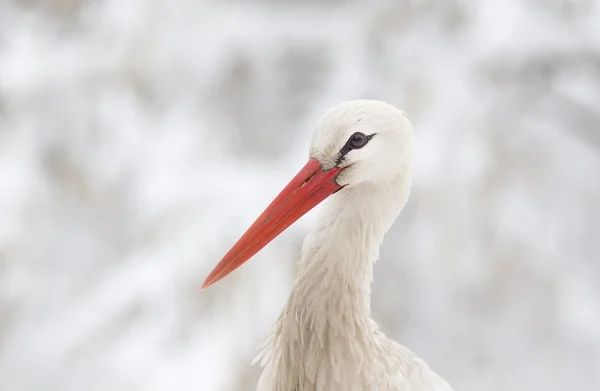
[1, 0, 600, 390]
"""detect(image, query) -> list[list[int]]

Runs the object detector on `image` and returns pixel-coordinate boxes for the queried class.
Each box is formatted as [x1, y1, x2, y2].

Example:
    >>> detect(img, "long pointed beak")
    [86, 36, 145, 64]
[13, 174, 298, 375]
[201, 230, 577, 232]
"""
[201, 158, 342, 290]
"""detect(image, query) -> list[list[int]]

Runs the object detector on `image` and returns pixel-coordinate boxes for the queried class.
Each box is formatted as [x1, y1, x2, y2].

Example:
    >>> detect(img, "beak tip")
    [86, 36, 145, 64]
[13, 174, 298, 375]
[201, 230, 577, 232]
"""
[200, 279, 212, 291]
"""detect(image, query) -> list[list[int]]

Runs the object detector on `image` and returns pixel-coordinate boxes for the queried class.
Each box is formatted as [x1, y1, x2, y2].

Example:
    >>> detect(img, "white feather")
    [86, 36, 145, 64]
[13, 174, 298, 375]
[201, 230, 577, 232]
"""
[254, 100, 453, 391]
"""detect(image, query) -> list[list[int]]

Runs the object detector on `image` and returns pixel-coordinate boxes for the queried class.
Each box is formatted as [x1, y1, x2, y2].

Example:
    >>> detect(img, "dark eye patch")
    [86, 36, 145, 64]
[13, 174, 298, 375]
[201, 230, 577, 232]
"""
[335, 132, 375, 166]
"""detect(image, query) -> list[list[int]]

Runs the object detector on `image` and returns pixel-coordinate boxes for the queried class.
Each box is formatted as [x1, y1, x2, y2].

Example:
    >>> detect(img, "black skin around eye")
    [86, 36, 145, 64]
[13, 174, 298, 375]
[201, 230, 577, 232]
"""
[335, 132, 375, 166]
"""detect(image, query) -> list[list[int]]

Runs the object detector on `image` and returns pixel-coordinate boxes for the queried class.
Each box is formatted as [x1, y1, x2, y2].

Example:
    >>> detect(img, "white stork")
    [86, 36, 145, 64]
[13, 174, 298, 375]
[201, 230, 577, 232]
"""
[201, 100, 454, 391]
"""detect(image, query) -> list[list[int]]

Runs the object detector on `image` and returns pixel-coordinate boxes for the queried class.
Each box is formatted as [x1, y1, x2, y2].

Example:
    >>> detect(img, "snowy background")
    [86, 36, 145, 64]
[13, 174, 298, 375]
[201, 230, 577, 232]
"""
[1, 0, 600, 390]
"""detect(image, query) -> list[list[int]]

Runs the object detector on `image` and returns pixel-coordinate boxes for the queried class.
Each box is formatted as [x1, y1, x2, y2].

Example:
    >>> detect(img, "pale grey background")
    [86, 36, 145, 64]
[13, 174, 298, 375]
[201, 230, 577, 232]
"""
[1, 0, 599, 390]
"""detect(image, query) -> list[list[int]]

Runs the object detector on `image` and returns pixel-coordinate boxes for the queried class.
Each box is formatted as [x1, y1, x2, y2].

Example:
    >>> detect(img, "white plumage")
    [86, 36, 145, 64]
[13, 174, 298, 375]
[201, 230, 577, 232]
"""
[203, 100, 454, 391]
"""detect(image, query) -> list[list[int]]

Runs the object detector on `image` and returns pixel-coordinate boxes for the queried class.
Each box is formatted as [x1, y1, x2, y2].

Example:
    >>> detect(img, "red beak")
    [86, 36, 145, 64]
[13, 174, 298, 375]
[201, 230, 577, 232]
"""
[201, 158, 343, 290]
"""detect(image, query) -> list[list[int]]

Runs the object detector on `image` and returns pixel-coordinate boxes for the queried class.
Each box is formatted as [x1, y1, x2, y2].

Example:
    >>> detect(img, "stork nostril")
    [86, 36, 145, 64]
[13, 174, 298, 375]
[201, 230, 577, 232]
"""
[300, 171, 317, 187]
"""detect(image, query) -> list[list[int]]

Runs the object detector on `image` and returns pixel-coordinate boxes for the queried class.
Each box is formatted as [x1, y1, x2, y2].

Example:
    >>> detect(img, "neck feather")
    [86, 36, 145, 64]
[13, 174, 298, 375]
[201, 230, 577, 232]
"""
[254, 177, 411, 390]
[294, 177, 408, 316]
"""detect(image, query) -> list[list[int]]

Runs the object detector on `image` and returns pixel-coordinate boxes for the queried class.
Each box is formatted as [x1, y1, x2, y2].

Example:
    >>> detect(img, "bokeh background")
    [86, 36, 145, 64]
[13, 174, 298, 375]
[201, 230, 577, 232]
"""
[1, 0, 600, 390]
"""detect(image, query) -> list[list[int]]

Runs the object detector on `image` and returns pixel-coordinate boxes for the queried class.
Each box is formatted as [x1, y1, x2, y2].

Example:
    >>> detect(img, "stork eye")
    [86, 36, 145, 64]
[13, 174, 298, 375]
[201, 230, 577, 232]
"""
[348, 132, 368, 149]
[335, 132, 375, 166]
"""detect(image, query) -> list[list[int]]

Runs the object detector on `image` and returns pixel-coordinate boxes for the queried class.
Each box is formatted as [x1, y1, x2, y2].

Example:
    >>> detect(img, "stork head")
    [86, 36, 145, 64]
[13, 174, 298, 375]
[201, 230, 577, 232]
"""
[309, 99, 413, 188]
[201, 100, 414, 290]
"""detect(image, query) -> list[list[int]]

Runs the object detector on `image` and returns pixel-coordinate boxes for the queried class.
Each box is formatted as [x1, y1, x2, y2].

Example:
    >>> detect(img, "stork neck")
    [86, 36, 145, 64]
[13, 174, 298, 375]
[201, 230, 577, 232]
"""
[291, 179, 409, 318]
[264, 179, 411, 388]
